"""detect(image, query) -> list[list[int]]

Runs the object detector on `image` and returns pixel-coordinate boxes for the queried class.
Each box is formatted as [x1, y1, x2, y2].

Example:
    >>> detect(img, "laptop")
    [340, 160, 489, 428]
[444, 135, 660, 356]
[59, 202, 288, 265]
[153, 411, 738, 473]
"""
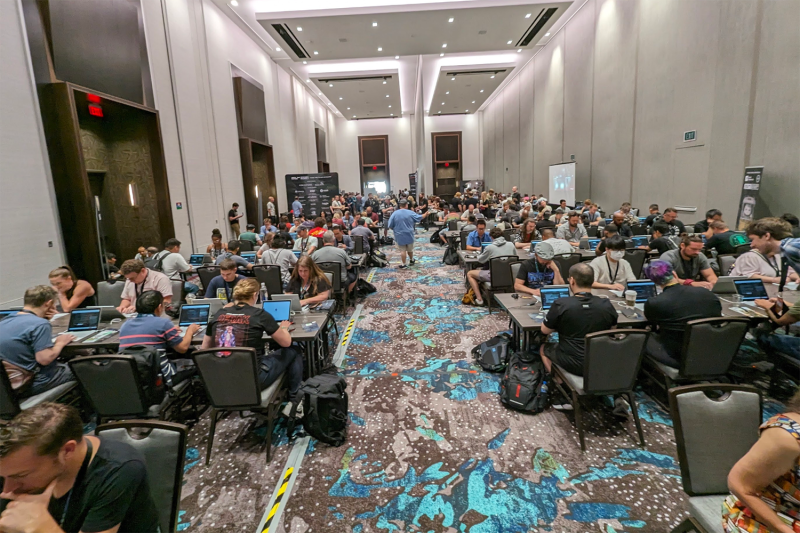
[480, 241, 492, 249]
[0, 310, 19, 322]
[178, 304, 210, 336]
[528, 240, 542, 253]
[262, 300, 292, 321]
[630, 236, 649, 248]
[57, 308, 102, 341]
[191, 298, 224, 317]
[627, 280, 657, 310]
[734, 279, 768, 301]
[189, 254, 206, 266]
[712, 276, 748, 295]
[540, 285, 571, 310]
[88, 306, 127, 321]
[293, 250, 303, 258]
[588, 238, 601, 251]
[241, 252, 257, 263]
[350, 254, 364, 263]
[272, 294, 302, 313]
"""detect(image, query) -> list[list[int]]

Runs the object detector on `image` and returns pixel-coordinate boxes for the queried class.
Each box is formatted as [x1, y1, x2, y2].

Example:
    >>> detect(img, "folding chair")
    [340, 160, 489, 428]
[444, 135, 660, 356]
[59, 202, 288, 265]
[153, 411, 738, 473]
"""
[0, 364, 77, 420]
[480, 256, 520, 313]
[317, 261, 348, 312]
[253, 264, 283, 297]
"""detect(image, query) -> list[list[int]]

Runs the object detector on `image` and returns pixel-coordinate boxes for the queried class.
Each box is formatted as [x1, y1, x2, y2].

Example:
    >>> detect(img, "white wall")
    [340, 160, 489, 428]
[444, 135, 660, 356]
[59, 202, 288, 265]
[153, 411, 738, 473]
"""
[423, 114, 481, 194]
[0, 0, 66, 306]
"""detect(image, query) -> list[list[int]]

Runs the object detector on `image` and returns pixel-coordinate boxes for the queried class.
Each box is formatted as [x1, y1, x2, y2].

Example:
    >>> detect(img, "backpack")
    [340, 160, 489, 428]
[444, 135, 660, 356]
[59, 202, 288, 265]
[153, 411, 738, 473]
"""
[144, 251, 167, 272]
[500, 353, 548, 413]
[119, 345, 166, 406]
[292, 371, 348, 446]
[443, 246, 460, 265]
[355, 278, 377, 298]
[368, 254, 388, 268]
[429, 229, 442, 244]
[471, 334, 512, 372]
[2, 361, 34, 395]
[380, 236, 394, 246]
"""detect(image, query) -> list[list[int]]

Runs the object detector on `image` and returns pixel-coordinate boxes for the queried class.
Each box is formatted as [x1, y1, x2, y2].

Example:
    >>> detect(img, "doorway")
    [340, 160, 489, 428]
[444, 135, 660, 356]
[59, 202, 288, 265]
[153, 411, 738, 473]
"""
[432, 131, 462, 200]
[359, 135, 390, 197]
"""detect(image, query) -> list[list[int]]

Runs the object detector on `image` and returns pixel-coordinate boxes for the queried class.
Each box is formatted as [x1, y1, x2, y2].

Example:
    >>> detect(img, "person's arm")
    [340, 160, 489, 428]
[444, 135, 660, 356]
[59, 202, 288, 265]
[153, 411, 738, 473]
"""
[540, 322, 555, 335]
[301, 289, 330, 306]
[271, 320, 293, 347]
[514, 278, 539, 296]
[728, 427, 799, 533]
[59, 281, 95, 312]
[700, 268, 717, 286]
[755, 299, 800, 326]
[34, 335, 72, 366]
[551, 263, 564, 285]
[165, 323, 198, 354]
[117, 298, 133, 313]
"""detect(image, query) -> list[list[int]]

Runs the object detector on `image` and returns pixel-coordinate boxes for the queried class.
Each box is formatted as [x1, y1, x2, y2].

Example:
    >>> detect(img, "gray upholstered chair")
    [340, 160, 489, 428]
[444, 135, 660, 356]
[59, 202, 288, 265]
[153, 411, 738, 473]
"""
[317, 261, 347, 311]
[717, 255, 736, 276]
[192, 348, 286, 464]
[196, 266, 221, 294]
[459, 230, 471, 251]
[353, 234, 365, 254]
[96, 281, 125, 307]
[668, 384, 761, 533]
[553, 329, 649, 451]
[510, 262, 521, 280]
[0, 364, 77, 420]
[171, 280, 184, 305]
[253, 264, 283, 297]
[552, 253, 582, 280]
[447, 219, 459, 231]
[624, 249, 647, 279]
[96, 421, 187, 533]
[481, 256, 520, 314]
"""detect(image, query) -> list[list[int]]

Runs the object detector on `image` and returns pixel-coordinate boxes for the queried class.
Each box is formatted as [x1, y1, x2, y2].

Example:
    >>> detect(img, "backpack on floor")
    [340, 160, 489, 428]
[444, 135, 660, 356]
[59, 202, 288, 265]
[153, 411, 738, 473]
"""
[429, 229, 442, 244]
[443, 246, 459, 265]
[471, 333, 513, 372]
[462, 287, 478, 306]
[500, 353, 547, 413]
[119, 345, 166, 406]
[294, 372, 348, 446]
[380, 236, 394, 246]
[368, 254, 388, 268]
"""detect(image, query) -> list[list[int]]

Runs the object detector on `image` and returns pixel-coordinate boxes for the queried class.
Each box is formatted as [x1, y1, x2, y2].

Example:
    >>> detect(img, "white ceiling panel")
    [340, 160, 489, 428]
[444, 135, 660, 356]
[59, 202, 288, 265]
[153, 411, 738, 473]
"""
[429, 67, 513, 115]
[310, 74, 401, 120]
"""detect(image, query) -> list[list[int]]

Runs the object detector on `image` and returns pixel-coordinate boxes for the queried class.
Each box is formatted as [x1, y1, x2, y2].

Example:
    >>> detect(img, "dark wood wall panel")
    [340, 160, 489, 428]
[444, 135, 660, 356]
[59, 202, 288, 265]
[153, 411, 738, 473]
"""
[233, 77, 267, 143]
[361, 139, 387, 165]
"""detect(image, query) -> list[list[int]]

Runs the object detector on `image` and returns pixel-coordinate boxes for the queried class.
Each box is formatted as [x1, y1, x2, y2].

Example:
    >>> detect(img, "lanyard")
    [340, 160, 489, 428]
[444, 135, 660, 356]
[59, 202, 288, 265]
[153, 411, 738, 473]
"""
[222, 280, 233, 302]
[59, 439, 93, 527]
[605, 256, 620, 283]
[135, 270, 149, 298]
[300, 282, 311, 299]
[754, 250, 779, 276]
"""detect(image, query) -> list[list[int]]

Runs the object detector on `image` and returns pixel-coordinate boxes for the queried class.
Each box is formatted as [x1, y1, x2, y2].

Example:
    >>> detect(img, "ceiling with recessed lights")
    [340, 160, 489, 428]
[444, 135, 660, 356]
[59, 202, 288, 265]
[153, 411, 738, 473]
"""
[210, 0, 577, 120]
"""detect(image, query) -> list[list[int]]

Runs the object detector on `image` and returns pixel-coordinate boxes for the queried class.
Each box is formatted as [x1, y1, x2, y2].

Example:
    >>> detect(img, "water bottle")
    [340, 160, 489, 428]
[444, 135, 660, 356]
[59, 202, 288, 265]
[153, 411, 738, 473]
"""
[539, 379, 548, 397]
[260, 283, 268, 304]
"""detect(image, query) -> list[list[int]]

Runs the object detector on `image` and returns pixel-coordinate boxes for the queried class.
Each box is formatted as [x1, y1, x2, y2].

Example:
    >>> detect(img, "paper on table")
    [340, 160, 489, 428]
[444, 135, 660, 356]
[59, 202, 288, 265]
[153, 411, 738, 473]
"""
[609, 290, 624, 298]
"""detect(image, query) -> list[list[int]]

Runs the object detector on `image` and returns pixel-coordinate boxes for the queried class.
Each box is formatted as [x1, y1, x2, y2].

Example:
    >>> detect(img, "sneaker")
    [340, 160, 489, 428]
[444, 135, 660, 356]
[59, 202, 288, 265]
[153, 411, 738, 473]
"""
[550, 388, 573, 411]
[409, 259, 416, 265]
[398, 264, 407, 269]
[612, 397, 630, 419]
[474, 298, 485, 306]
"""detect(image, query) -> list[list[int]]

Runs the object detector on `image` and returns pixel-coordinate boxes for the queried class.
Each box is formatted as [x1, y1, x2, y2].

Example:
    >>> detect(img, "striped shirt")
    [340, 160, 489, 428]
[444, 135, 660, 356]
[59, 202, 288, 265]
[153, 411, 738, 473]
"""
[118, 314, 184, 384]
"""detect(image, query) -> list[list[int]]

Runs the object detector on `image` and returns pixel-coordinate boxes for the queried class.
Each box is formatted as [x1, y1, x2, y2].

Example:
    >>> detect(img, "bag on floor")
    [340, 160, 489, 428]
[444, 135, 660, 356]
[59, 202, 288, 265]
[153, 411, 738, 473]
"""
[119, 345, 166, 406]
[357, 278, 377, 294]
[500, 353, 547, 413]
[380, 236, 394, 246]
[368, 254, 388, 268]
[429, 229, 442, 244]
[443, 246, 459, 265]
[294, 373, 348, 446]
[372, 249, 387, 260]
[462, 287, 478, 305]
[471, 333, 513, 372]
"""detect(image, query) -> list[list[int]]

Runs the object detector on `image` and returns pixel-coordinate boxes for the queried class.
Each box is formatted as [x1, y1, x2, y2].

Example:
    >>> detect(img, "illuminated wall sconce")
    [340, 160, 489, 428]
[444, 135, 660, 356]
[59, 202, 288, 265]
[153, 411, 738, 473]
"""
[255, 185, 260, 198]
[128, 183, 139, 207]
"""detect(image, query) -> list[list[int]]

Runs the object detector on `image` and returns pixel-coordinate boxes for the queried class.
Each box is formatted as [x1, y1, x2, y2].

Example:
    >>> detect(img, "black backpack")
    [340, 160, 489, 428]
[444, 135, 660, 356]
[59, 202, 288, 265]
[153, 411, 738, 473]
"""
[144, 251, 167, 272]
[119, 345, 166, 406]
[442, 246, 459, 265]
[471, 334, 513, 372]
[429, 229, 441, 244]
[500, 353, 548, 413]
[355, 278, 377, 298]
[293, 371, 348, 446]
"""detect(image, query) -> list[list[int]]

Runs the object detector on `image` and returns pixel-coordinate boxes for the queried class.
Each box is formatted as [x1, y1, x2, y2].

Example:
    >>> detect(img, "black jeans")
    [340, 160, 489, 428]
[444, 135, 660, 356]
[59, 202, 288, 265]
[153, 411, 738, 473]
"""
[259, 346, 303, 398]
[645, 334, 680, 368]
[26, 363, 75, 398]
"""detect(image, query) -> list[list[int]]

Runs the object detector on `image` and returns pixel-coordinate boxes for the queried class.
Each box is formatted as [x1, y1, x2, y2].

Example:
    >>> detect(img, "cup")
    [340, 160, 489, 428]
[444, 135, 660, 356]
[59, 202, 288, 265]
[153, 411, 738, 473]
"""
[624, 290, 637, 307]
[730, 294, 743, 304]
[185, 293, 195, 305]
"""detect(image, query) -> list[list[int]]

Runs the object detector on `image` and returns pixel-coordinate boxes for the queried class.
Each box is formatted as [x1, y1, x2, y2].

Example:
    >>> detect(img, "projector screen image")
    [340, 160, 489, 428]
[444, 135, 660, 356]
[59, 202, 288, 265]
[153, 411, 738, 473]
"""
[548, 162, 576, 206]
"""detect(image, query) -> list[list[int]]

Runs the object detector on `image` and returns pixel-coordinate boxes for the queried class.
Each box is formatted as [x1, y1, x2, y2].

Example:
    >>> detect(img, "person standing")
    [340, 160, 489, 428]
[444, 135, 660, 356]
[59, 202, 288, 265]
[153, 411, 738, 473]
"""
[292, 196, 303, 218]
[267, 196, 277, 223]
[387, 199, 422, 269]
[228, 202, 243, 238]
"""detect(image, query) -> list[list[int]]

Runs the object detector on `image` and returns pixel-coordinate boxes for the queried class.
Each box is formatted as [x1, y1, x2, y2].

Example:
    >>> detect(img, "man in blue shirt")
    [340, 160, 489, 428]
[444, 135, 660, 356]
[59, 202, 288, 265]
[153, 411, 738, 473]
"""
[260, 218, 279, 237]
[387, 200, 422, 268]
[214, 240, 254, 270]
[0, 286, 75, 398]
[292, 196, 303, 217]
[466, 219, 493, 250]
[204, 259, 247, 301]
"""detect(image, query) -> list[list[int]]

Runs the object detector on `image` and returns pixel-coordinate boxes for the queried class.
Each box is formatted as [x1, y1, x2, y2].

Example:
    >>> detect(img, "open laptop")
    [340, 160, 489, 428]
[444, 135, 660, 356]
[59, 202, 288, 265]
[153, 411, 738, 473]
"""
[272, 294, 302, 313]
[480, 241, 492, 249]
[587, 238, 601, 251]
[630, 236, 649, 248]
[240, 252, 257, 263]
[713, 276, 748, 295]
[56, 308, 101, 342]
[189, 254, 206, 266]
[262, 300, 292, 321]
[0, 310, 19, 322]
[540, 285, 571, 310]
[734, 279, 768, 301]
[88, 306, 127, 322]
[627, 280, 657, 310]
[528, 240, 542, 253]
[178, 304, 210, 336]
[191, 298, 224, 317]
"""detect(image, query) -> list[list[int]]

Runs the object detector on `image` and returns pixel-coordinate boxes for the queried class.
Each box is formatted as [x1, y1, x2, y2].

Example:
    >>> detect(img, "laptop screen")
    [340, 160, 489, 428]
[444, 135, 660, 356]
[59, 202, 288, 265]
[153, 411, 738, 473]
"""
[179, 304, 211, 326]
[293, 250, 302, 258]
[627, 281, 657, 302]
[0, 310, 19, 322]
[262, 300, 291, 321]
[734, 279, 768, 301]
[480, 241, 492, 249]
[190, 254, 205, 266]
[630, 236, 648, 247]
[68, 309, 101, 331]
[241, 252, 256, 262]
[588, 238, 601, 250]
[540, 286, 571, 309]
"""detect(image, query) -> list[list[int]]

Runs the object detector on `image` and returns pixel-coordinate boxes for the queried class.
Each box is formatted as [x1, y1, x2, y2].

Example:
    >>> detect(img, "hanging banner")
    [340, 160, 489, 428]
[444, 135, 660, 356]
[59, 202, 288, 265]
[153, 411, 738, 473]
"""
[736, 166, 763, 231]
[285, 173, 340, 218]
[408, 172, 417, 201]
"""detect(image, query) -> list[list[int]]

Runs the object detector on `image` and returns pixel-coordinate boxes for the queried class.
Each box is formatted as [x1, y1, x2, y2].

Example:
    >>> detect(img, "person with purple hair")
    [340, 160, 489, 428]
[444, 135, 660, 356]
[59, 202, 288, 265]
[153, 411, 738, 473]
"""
[642, 260, 722, 368]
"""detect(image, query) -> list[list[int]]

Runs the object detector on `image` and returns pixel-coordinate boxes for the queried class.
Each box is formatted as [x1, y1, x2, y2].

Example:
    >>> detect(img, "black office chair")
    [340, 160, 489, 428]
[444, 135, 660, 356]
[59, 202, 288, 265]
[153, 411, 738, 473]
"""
[447, 220, 459, 231]
[192, 348, 286, 463]
[96, 281, 125, 307]
[502, 228, 518, 241]
[253, 265, 283, 297]
[0, 364, 77, 420]
[353, 235, 365, 254]
[552, 253, 582, 280]
[586, 226, 599, 238]
[196, 266, 221, 293]
[238, 240, 255, 252]
[631, 225, 648, 236]
[624, 249, 647, 279]
[552, 329, 649, 451]
[96, 421, 187, 533]
[317, 261, 347, 312]
[734, 244, 751, 256]
[668, 384, 761, 533]
[459, 230, 471, 251]
[480, 256, 519, 314]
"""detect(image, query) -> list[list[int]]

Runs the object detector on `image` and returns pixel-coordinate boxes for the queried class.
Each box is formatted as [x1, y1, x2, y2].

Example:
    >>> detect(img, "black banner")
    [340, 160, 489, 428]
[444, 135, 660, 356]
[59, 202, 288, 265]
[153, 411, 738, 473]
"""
[408, 172, 417, 201]
[736, 166, 763, 231]
[285, 173, 340, 218]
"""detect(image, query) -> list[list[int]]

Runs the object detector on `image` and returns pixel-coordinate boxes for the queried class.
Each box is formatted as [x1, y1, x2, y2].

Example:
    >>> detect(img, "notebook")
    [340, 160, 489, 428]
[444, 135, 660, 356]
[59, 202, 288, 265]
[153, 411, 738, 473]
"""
[539, 286, 571, 310]
[262, 300, 292, 321]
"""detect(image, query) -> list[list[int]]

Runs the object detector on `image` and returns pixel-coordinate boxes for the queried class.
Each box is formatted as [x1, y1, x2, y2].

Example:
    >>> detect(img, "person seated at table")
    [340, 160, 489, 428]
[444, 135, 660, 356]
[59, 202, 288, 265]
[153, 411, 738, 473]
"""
[466, 219, 492, 251]
[288, 214, 305, 233]
[703, 220, 749, 255]
[582, 203, 605, 227]
[642, 260, 722, 368]
[661, 207, 686, 236]
[512, 205, 534, 228]
[753, 295, 800, 361]
[615, 202, 641, 227]
[461, 203, 479, 220]
[590, 235, 636, 291]
[513, 218, 540, 249]
[644, 204, 661, 228]
[556, 211, 588, 245]
[0, 285, 76, 399]
[341, 209, 355, 230]
[117, 259, 173, 313]
[134, 246, 148, 261]
[161, 238, 200, 297]
[638, 222, 677, 256]
[260, 235, 297, 288]
[495, 202, 513, 222]
[309, 216, 327, 239]
[239, 224, 262, 246]
[119, 290, 197, 385]
[49, 265, 95, 312]
[558, 199, 570, 211]
[731, 217, 799, 284]
[783, 213, 800, 238]
[541, 228, 575, 256]
[693, 208, 723, 234]
[466, 227, 517, 306]
[332, 210, 344, 228]
[460, 214, 478, 233]
[660, 235, 718, 289]
[578, 198, 592, 214]
[539, 263, 618, 409]
[535, 208, 556, 233]
[293, 222, 319, 256]
[214, 240, 254, 270]
[204, 259, 245, 301]
[549, 207, 568, 226]
[206, 229, 228, 260]
[364, 206, 380, 226]
[611, 212, 633, 238]
[595, 225, 619, 256]
[332, 225, 353, 252]
[201, 279, 302, 399]
[260, 217, 278, 237]
[256, 232, 276, 260]
[312, 231, 356, 293]
[514, 241, 564, 296]
[351, 218, 374, 254]
[286, 256, 332, 306]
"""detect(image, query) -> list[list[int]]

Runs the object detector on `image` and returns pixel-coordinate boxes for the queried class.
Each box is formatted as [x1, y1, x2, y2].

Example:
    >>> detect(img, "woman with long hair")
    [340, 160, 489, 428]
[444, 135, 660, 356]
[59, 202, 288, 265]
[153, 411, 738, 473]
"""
[285, 256, 331, 306]
[49, 266, 95, 311]
[514, 218, 541, 249]
[206, 230, 228, 259]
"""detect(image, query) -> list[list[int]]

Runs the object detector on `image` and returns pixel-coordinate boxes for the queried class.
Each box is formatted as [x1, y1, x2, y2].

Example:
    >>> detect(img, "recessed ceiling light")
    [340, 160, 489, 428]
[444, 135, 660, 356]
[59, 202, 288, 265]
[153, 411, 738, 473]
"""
[306, 79, 310, 82]
[440, 53, 444, 57]
[372, 22, 378, 27]
[347, 107, 350, 110]
[480, 89, 484, 92]
[377, 47, 382, 51]
[525, 13, 531, 18]
[517, 49, 522, 53]
[297, 27, 302, 32]
[313, 51, 318, 55]
[442, 43, 447, 48]
[230, 0, 238, 5]
[303, 61, 307, 64]
[353, 115, 357, 118]
[445, 91, 449, 94]
[388, 105, 392, 108]
[490, 75, 495, 79]
[339, 97, 343, 100]
[441, 102, 445, 105]
[328, 83, 333, 87]
[507, 40, 512, 45]
[276, 47, 281, 51]
[448, 17, 454, 23]
[383, 80, 387, 84]
[438, 111, 441, 114]
[395, 55, 399, 59]
[390, 113, 394, 116]
[545, 32, 550, 37]
[318, 92, 322, 96]
[472, 100, 475, 103]
[465, 109, 469, 112]
[451, 77, 455, 81]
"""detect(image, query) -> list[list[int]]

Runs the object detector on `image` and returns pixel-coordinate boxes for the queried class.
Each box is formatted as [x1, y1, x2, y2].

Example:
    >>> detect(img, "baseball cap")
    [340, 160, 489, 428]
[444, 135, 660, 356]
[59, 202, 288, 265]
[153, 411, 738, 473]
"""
[299, 221, 315, 230]
[534, 241, 555, 260]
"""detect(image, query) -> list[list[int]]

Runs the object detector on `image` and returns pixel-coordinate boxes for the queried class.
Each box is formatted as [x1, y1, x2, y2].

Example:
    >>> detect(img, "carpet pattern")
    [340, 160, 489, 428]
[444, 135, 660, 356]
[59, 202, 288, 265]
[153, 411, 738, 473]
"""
[177, 233, 785, 533]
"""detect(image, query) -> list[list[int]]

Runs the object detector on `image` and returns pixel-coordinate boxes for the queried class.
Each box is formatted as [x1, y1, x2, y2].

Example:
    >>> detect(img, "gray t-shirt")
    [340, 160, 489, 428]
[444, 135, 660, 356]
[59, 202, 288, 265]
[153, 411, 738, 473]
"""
[660, 249, 711, 281]
[259, 248, 297, 284]
[161, 252, 191, 281]
[556, 223, 588, 242]
[312, 245, 352, 278]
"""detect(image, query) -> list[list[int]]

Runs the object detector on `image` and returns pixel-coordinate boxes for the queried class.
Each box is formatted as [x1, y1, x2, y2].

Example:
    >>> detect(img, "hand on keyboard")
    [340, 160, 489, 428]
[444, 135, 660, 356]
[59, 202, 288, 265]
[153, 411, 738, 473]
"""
[55, 334, 75, 346]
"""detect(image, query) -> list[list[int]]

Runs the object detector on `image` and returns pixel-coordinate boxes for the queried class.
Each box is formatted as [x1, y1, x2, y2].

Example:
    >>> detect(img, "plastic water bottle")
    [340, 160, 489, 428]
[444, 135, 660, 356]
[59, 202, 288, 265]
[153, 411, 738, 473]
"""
[260, 283, 268, 304]
[539, 380, 548, 397]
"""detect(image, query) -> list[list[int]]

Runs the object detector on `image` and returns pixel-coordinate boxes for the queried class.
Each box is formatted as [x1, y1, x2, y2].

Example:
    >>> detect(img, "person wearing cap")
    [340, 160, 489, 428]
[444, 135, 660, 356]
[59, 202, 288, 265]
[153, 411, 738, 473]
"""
[293, 222, 318, 255]
[387, 199, 422, 269]
[514, 241, 564, 296]
[466, 227, 518, 306]
[550, 207, 568, 226]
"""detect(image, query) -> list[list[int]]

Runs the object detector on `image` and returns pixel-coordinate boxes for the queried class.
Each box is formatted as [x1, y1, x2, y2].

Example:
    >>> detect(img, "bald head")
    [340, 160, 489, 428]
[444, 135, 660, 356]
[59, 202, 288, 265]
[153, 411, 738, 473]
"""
[568, 263, 594, 290]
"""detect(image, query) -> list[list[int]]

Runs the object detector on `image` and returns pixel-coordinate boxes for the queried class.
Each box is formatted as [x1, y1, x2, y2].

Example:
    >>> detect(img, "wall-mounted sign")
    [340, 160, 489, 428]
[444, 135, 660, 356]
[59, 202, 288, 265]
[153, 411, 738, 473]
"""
[285, 173, 339, 217]
[176, 202, 182, 210]
[683, 130, 697, 142]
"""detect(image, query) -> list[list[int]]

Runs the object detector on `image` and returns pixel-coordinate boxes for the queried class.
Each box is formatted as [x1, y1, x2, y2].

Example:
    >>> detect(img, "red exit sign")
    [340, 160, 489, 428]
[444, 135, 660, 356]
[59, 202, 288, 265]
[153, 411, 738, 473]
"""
[88, 104, 103, 117]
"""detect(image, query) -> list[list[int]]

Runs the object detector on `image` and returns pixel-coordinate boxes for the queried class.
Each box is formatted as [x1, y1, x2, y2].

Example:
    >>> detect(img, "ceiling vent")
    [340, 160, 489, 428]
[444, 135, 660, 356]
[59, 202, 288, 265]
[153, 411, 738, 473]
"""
[446, 70, 507, 78]
[271, 24, 309, 58]
[318, 75, 392, 84]
[516, 7, 557, 47]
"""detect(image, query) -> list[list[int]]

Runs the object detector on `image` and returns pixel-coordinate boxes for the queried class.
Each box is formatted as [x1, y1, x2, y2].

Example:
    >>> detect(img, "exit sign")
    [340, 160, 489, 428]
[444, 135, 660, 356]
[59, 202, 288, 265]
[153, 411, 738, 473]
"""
[684, 130, 697, 142]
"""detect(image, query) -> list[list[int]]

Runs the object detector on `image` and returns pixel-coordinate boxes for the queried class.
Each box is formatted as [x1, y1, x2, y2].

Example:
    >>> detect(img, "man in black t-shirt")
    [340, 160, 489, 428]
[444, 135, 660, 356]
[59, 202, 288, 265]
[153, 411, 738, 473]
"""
[644, 204, 661, 228]
[661, 208, 686, 237]
[693, 208, 723, 234]
[539, 263, 618, 377]
[611, 213, 633, 238]
[638, 222, 676, 256]
[514, 242, 564, 296]
[0, 403, 159, 533]
[704, 220, 749, 255]
[228, 202, 243, 238]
